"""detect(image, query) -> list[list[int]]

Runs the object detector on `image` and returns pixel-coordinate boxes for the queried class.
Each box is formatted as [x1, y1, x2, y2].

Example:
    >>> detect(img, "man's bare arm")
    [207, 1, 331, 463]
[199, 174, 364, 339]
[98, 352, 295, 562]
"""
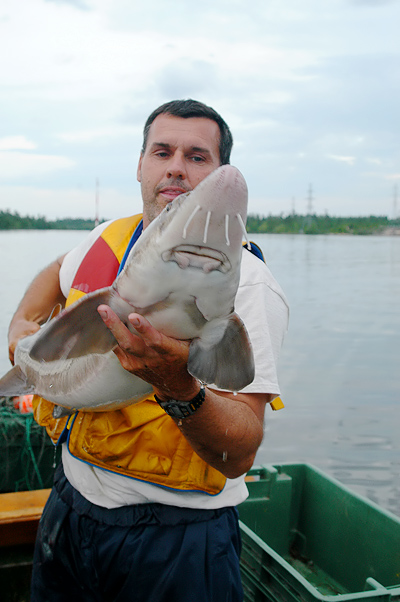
[8, 255, 66, 364]
[97, 305, 270, 479]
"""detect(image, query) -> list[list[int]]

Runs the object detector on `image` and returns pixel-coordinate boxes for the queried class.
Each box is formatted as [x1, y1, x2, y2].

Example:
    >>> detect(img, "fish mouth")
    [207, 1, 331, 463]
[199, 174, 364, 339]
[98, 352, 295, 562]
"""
[162, 245, 231, 273]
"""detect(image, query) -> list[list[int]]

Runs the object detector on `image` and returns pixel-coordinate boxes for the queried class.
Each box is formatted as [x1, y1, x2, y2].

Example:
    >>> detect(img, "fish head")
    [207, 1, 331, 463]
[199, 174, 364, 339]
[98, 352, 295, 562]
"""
[145, 164, 248, 274]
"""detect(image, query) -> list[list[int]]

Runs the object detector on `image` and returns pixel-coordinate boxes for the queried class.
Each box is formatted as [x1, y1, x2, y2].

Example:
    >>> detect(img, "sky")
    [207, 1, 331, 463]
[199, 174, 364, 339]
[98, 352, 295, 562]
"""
[0, 0, 399, 220]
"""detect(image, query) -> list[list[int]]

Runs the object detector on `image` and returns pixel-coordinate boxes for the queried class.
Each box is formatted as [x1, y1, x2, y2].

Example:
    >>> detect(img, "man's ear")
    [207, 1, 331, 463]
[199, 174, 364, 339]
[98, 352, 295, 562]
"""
[137, 154, 143, 183]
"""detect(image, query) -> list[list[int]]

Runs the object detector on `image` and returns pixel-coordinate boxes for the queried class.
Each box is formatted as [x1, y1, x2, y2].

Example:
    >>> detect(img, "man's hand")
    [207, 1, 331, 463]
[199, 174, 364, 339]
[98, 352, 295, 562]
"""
[8, 320, 40, 365]
[97, 305, 199, 401]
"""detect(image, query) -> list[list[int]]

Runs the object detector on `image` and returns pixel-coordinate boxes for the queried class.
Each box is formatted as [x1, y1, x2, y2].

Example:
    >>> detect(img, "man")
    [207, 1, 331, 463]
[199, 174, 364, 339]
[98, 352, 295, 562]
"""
[8, 99, 289, 601]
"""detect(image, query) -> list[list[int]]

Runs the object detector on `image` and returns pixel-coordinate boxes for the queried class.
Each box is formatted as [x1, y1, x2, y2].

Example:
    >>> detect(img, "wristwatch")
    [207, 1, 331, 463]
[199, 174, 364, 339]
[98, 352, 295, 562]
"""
[154, 383, 206, 419]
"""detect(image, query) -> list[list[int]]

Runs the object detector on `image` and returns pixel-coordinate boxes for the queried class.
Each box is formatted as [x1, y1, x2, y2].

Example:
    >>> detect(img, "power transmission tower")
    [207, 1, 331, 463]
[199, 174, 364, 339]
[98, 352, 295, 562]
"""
[95, 178, 100, 227]
[306, 183, 314, 215]
[393, 183, 399, 220]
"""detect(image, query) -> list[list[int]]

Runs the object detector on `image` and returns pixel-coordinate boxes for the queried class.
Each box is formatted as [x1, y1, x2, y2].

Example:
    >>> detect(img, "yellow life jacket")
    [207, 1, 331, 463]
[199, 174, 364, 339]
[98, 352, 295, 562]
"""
[32, 215, 226, 495]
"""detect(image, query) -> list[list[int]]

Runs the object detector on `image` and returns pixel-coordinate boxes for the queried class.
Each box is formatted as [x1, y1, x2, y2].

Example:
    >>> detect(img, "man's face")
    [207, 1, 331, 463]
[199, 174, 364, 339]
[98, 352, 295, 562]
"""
[137, 114, 221, 228]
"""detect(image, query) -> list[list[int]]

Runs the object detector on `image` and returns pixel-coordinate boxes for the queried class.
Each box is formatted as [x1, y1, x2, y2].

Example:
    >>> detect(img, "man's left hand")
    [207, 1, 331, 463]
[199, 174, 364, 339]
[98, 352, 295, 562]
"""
[97, 304, 199, 401]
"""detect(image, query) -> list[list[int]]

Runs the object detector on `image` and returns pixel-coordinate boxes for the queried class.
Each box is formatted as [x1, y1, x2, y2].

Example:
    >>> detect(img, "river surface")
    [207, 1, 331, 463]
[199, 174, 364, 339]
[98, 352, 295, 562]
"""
[1, 230, 399, 516]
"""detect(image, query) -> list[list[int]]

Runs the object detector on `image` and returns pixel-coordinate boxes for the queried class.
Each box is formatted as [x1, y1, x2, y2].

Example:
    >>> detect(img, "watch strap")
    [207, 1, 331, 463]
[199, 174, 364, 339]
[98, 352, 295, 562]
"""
[154, 384, 206, 419]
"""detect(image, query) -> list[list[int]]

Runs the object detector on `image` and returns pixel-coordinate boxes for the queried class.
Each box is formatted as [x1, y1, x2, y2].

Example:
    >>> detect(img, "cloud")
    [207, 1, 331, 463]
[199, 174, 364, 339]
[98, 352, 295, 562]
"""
[0, 152, 75, 180]
[328, 155, 356, 166]
[44, 0, 90, 10]
[349, 0, 396, 6]
[383, 173, 400, 181]
[156, 59, 219, 100]
[58, 126, 140, 144]
[0, 136, 37, 151]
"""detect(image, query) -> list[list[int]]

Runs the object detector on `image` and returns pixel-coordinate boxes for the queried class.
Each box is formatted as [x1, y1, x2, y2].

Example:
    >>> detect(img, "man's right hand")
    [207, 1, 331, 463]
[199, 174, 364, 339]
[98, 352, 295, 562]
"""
[8, 320, 40, 365]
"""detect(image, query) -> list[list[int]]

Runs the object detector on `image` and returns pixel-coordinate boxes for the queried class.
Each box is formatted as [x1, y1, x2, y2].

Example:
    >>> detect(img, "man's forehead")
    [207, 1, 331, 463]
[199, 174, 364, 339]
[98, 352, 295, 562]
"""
[146, 114, 220, 150]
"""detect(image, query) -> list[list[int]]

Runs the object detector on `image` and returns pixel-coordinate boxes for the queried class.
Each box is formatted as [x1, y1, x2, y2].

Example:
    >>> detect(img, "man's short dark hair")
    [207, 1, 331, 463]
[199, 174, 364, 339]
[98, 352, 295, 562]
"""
[142, 99, 233, 165]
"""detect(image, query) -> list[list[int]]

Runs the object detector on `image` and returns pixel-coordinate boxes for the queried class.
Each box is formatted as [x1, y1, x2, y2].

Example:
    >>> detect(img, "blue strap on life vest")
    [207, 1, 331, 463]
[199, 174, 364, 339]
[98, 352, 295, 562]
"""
[117, 219, 144, 276]
[244, 241, 265, 263]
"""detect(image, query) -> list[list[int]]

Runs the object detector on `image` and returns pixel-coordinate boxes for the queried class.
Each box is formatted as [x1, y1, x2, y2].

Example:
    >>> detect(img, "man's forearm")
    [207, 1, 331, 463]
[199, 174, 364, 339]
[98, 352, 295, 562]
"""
[8, 255, 66, 363]
[168, 387, 267, 479]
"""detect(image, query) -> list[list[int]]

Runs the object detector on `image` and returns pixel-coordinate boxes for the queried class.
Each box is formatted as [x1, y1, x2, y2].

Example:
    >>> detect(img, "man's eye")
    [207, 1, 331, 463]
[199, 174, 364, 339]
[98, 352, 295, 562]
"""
[191, 156, 205, 163]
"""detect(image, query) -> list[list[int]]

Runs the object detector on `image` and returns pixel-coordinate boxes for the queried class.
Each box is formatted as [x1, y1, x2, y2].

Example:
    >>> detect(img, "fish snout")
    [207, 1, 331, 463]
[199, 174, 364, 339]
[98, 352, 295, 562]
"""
[172, 166, 248, 250]
[197, 165, 248, 217]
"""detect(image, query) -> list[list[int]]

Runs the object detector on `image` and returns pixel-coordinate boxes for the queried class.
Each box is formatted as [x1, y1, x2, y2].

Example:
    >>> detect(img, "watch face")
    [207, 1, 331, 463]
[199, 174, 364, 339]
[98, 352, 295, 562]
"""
[162, 401, 194, 418]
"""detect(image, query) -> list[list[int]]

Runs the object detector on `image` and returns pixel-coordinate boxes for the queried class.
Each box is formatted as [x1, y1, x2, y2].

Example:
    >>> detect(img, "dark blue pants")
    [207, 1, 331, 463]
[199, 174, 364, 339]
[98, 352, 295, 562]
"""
[31, 465, 243, 601]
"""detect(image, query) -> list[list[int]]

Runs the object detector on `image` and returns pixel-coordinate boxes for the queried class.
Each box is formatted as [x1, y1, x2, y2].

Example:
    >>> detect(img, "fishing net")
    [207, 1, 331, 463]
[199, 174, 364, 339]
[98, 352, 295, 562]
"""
[0, 397, 61, 492]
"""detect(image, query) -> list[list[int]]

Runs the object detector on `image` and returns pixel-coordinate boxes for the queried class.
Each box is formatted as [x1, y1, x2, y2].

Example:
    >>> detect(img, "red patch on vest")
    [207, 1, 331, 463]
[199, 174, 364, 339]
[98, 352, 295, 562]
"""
[72, 236, 119, 293]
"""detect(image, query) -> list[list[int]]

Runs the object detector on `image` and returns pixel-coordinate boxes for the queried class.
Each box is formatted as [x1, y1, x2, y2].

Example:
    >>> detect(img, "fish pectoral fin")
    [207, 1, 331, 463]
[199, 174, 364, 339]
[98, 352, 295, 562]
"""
[0, 365, 35, 397]
[187, 313, 255, 391]
[46, 303, 63, 323]
[30, 288, 118, 361]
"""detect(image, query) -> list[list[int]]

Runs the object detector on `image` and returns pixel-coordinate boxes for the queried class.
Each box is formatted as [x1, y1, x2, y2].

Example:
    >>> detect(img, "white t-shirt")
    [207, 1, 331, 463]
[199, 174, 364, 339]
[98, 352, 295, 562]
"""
[59, 220, 289, 509]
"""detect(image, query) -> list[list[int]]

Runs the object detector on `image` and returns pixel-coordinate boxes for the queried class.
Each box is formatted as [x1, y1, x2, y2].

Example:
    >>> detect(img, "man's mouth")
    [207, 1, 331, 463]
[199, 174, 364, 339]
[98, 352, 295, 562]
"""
[158, 186, 190, 201]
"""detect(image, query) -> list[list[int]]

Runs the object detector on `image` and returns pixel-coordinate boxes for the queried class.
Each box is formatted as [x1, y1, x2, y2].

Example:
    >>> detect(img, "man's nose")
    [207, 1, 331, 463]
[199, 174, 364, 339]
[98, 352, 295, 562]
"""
[166, 153, 187, 179]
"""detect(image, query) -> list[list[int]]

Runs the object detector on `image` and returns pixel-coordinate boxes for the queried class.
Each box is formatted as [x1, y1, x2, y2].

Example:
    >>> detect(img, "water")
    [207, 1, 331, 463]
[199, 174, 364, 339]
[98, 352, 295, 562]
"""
[252, 233, 400, 517]
[1, 230, 399, 516]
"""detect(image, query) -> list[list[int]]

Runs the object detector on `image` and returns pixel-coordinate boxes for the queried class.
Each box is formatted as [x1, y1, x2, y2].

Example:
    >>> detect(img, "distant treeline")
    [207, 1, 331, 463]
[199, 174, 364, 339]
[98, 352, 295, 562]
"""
[247, 213, 400, 235]
[1, 209, 400, 235]
[0, 210, 101, 230]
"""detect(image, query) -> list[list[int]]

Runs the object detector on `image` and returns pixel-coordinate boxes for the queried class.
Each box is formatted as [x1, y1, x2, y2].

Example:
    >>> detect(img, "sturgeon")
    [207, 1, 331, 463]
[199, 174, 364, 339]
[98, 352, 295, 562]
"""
[0, 165, 254, 414]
